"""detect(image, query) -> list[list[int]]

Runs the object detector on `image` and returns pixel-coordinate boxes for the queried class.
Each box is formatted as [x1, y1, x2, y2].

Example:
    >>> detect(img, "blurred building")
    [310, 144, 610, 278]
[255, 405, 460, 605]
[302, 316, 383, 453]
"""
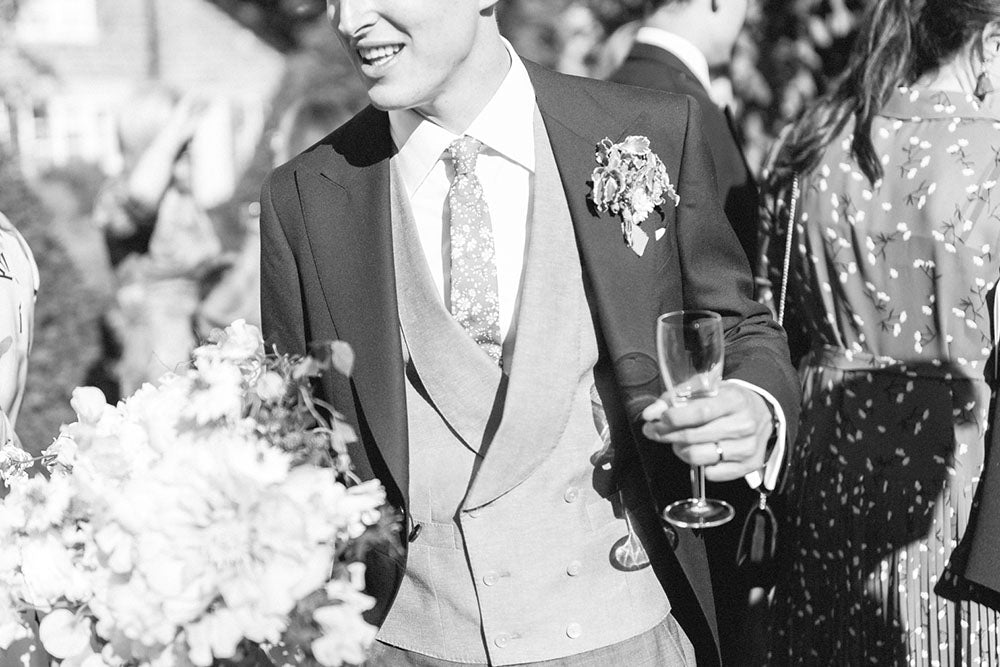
[3, 0, 285, 177]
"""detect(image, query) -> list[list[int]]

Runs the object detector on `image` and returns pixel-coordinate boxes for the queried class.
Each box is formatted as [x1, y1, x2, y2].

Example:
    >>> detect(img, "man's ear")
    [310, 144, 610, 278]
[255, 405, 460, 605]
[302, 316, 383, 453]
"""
[980, 20, 1000, 59]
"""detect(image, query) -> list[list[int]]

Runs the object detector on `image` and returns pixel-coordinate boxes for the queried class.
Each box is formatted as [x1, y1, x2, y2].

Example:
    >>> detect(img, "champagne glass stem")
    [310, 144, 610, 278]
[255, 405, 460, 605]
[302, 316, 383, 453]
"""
[693, 465, 707, 505]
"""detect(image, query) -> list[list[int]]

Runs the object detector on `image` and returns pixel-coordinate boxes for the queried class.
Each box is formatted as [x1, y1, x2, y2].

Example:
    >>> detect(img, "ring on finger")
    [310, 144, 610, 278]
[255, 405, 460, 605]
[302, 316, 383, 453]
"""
[714, 443, 725, 465]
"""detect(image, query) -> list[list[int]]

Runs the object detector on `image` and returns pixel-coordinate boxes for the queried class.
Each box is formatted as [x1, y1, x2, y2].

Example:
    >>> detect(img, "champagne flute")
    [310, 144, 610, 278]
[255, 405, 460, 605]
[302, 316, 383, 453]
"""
[656, 310, 735, 529]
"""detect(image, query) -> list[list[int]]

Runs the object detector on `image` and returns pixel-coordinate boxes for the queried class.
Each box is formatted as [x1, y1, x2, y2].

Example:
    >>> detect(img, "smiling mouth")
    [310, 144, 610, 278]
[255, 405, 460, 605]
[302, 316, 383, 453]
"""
[357, 45, 403, 68]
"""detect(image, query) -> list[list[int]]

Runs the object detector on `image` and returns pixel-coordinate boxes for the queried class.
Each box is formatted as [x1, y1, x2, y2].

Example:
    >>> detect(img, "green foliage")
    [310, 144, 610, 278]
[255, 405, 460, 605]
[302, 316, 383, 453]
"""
[736, 0, 863, 167]
[39, 162, 108, 217]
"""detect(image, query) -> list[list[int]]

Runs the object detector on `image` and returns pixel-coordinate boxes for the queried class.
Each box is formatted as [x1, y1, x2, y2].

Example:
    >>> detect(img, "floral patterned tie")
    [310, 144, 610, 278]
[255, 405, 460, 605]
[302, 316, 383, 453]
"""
[447, 136, 502, 364]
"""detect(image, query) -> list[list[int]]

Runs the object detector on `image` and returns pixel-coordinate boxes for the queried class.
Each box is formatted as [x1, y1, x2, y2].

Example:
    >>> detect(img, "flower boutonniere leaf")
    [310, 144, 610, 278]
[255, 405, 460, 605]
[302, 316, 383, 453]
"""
[590, 136, 679, 257]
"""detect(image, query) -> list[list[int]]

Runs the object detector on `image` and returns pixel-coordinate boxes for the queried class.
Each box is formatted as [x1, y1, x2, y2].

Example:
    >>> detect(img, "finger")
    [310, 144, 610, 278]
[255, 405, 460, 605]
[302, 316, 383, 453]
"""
[703, 459, 763, 483]
[652, 411, 759, 446]
[671, 438, 760, 467]
[641, 396, 670, 423]
[657, 385, 750, 430]
[643, 398, 729, 437]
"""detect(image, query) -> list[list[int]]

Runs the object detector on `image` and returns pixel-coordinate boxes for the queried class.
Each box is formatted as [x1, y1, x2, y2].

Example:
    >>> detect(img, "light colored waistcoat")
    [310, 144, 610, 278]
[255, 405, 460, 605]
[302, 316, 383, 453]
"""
[376, 110, 669, 665]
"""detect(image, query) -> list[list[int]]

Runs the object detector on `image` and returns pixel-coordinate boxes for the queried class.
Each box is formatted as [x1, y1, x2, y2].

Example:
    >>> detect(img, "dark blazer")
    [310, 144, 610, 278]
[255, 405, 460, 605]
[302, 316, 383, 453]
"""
[611, 42, 760, 275]
[612, 47, 768, 665]
[259, 60, 799, 667]
[936, 399, 1000, 611]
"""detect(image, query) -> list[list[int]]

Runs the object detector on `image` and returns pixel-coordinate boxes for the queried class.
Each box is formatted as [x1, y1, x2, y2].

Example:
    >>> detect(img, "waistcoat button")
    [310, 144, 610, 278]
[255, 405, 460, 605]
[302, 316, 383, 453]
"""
[483, 571, 499, 586]
[494, 633, 510, 648]
[566, 560, 582, 576]
[566, 623, 582, 639]
[563, 487, 580, 503]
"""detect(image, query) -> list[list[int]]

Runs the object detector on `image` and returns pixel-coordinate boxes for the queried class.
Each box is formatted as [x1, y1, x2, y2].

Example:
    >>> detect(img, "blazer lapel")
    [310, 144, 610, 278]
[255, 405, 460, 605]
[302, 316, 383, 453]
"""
[526, 61, 671, 411]
[296, 108, 410, 501]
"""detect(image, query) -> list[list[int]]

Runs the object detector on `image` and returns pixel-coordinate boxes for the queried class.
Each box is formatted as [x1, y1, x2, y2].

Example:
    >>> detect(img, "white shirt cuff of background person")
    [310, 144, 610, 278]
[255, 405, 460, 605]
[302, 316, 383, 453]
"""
[727, 379, 786, 492]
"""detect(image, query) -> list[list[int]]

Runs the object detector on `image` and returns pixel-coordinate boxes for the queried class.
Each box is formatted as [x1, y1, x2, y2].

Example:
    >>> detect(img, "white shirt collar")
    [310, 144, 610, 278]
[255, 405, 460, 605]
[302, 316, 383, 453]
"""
[389, 38, 536, 199]
[634, 26, 712, 94]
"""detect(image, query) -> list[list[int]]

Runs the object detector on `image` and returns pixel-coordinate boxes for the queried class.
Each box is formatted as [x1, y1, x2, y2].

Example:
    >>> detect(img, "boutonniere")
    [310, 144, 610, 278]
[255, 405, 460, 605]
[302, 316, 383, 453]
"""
[590, 136, 679, 257]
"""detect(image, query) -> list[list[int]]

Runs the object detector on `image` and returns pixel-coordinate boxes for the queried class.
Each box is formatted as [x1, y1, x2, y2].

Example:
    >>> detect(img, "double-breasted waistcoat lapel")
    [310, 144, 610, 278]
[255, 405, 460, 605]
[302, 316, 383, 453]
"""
[296, 108, 410, 503]
[461, 108, 587, 509]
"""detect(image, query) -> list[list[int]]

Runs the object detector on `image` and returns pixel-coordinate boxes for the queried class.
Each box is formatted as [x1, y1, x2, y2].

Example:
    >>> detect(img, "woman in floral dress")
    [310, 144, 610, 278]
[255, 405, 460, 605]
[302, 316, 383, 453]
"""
[759, 0, 1000, 662]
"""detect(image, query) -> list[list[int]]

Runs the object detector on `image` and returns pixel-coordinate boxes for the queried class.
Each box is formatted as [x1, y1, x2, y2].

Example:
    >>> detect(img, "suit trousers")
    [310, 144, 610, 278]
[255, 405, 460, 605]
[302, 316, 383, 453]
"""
[364, 613, 696, 666]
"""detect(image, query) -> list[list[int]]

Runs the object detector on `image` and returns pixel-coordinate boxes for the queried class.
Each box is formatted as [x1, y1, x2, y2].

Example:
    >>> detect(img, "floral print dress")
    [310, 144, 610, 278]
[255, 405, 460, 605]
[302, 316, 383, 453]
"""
[761, 88, 1000, 665]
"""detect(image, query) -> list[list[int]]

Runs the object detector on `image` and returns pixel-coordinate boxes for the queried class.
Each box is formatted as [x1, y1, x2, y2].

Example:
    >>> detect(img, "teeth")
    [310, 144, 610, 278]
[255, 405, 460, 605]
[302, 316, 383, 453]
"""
[358, 45, 402, 65]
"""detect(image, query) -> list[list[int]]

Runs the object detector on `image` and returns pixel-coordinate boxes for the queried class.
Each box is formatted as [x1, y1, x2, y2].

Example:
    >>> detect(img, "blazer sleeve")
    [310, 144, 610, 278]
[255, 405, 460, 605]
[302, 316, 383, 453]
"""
[259, 173, 309, 357]
[670, 97, 801, 447]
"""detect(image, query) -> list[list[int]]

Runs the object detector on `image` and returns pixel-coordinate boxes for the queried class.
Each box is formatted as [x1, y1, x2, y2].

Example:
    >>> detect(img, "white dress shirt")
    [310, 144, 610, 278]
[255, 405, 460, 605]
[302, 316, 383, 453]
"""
[389, 39, 534, 349]
[634, 27, 712, 93]
[388, 40, 785, 491]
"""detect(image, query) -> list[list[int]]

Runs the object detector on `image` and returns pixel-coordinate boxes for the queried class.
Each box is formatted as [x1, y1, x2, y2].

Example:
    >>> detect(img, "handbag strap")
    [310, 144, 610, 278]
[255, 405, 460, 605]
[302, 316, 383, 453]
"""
[776, 175, 800, 327]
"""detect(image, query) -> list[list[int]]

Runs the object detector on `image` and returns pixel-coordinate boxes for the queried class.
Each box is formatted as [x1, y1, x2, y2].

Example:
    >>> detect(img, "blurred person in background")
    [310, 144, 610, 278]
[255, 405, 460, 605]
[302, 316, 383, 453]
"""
[590, 19, 641, 80]
[198, 97, 352, 334]
[759, 0, 1000, 661]
[94, 87, 226, 395]
[0, 210, 40, 667]
[609, 2, 761, 662]
[0, 210, 38, 449]
[609, 0, 758, 275]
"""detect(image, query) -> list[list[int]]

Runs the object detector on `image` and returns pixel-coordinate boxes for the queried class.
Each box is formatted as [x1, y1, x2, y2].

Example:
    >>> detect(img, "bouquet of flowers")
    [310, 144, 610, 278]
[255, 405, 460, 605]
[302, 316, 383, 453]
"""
[0, 320, 392, 667]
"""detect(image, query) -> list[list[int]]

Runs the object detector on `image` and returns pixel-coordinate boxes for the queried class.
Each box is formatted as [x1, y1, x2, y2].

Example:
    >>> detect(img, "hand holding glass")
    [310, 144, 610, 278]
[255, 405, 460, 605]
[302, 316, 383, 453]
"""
[656, 310, 735, 528]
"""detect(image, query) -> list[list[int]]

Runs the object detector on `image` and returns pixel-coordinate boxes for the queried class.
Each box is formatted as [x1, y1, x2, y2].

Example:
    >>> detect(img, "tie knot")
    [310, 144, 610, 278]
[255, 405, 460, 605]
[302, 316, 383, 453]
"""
[448, 136, 483, 176]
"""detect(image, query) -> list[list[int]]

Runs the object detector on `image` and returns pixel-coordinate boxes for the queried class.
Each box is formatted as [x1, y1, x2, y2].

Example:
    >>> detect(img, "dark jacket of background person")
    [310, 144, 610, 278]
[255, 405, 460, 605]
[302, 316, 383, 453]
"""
[611, 44, 759, 276]
[940, 395, 1000, 612]
[759, 0, 1000, 662]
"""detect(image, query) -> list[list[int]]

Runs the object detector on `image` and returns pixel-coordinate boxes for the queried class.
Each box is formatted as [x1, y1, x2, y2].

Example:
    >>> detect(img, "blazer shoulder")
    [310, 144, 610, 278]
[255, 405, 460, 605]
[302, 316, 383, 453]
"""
[589, 74, 696, 127]
[265, 105, 392, 187]
[525, 57, 692, 120]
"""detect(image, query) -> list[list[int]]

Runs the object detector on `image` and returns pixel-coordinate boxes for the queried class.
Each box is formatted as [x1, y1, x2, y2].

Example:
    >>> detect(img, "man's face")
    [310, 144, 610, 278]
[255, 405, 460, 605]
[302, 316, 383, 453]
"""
[327, 0, 486, 115]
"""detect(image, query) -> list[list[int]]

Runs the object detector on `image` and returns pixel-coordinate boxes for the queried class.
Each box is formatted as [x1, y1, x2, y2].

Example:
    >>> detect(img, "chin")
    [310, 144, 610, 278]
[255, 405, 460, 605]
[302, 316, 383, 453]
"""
[364, 83, 420, 113]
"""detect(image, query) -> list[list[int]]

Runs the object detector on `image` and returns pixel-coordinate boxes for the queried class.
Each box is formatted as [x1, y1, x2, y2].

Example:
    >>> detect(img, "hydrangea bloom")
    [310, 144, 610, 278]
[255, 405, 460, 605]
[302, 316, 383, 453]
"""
[590, 135, 679, 255]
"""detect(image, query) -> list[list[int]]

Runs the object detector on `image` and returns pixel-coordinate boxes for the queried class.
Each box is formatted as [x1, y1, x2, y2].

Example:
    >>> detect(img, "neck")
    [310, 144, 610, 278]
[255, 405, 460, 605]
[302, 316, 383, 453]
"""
[644, 9, 721, 67]
[419, 30, 511, 134]
[912, 47, 979, 97]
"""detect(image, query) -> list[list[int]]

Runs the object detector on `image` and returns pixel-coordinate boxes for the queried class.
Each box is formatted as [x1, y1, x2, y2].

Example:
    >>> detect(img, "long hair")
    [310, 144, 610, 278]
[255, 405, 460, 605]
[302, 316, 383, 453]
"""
[772, 0, 997, 187]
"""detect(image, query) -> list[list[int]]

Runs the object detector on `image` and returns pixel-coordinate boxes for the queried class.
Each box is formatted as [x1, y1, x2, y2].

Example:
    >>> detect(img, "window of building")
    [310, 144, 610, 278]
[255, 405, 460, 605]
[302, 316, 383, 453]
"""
[15, 0, 100, 45]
